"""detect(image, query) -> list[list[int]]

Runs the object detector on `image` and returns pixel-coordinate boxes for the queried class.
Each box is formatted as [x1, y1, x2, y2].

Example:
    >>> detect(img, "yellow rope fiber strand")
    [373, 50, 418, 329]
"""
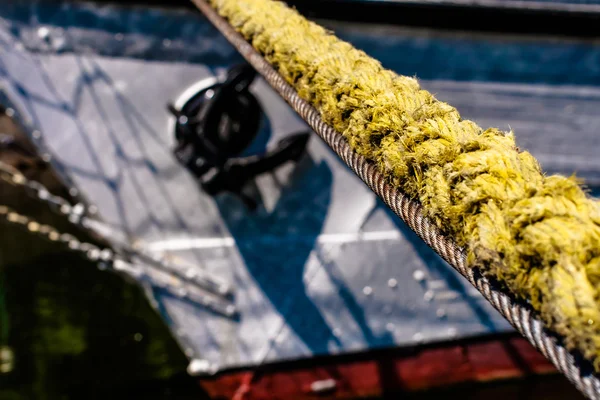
[207, 0, 600, 369]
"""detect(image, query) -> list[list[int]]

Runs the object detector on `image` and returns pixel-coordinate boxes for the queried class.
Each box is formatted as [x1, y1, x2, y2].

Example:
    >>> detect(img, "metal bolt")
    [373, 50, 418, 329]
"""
[37, 27, 50, 40]
[412, 269, 426, 282]
[412, 332, 424, 342]
[424, 290, 434, 302]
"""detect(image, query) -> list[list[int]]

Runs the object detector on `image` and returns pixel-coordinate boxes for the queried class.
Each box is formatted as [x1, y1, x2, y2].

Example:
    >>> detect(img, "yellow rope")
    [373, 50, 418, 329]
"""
[208, 0, 600, 369]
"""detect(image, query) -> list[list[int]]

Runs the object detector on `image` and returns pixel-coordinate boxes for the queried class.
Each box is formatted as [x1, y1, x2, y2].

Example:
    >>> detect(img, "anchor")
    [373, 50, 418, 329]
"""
[168, 64, 310, 210]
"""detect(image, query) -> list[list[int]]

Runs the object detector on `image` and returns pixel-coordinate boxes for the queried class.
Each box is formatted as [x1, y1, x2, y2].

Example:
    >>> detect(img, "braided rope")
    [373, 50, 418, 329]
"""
[191, 0, 600, 397]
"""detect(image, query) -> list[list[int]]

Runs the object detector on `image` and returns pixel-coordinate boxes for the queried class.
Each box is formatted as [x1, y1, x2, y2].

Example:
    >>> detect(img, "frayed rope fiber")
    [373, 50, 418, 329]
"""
[208, 0, 600, 370]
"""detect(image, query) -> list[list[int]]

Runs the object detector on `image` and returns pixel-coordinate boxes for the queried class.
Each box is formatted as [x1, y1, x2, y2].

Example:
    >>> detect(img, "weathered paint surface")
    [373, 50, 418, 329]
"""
[199, 335, 558, 399]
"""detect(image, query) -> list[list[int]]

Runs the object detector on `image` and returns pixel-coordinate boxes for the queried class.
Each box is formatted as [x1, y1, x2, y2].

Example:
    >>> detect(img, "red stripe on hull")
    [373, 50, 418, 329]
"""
[198, 334, 557, 399]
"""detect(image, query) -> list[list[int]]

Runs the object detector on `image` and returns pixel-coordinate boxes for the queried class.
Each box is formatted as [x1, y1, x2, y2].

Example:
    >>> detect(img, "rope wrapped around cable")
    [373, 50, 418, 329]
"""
[191, 0, 600, 397]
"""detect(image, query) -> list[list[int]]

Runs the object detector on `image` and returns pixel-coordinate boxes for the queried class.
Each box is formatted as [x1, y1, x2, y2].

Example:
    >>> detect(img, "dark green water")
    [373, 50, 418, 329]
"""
[0, 224, 205, 400]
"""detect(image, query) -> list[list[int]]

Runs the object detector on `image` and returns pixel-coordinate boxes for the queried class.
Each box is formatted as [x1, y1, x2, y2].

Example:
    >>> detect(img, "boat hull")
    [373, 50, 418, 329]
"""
[198, 335, 556, 399]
